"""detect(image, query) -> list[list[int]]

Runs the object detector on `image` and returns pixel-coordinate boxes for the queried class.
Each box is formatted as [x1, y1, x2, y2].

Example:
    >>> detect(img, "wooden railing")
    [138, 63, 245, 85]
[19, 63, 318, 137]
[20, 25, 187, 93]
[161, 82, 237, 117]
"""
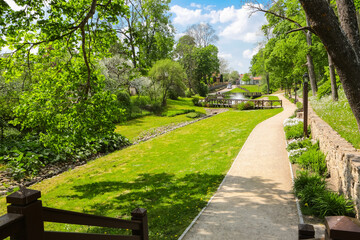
[0, 188, 148, 240]
[202, 97, 282, 109]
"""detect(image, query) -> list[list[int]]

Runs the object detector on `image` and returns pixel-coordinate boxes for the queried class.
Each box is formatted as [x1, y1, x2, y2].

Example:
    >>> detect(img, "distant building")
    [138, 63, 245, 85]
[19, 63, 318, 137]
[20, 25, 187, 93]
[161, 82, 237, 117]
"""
[239, 74, 262, 85]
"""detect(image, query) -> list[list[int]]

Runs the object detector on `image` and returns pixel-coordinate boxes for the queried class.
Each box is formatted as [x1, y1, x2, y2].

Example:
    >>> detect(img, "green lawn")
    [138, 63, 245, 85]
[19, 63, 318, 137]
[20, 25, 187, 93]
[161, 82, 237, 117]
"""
[116, 98, 206, 141]
[238, 85, 262, 92]
[0, 108, 282, 239]
[310, 90, 360, 149]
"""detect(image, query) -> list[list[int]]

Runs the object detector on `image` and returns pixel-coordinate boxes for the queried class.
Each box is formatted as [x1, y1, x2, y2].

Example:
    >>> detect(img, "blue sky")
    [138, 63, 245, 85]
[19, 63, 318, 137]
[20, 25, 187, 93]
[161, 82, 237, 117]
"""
[169, 0, 270, 74]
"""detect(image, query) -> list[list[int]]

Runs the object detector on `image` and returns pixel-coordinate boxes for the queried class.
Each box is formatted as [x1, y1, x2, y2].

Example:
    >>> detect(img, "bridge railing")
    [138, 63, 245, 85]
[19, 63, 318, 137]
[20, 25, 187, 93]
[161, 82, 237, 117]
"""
[201, 98, 282, 109]
[0, 188, 148, 240]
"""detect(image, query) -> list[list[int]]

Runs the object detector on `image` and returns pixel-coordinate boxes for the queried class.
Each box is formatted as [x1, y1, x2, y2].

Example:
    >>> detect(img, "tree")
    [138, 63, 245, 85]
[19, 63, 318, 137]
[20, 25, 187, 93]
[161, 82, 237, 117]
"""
[116, 0, 174, 74]
[251, 48, 270, 94]
[175, 35, 197, 93]
[186, 23, 219, 48]
[249, 0, 320, 95]
[148, 59, 186, 106]
[242, 73, 251, 83]
[0, 0, 128, 151]
[219, 57, 230, 75]
[100, 55, 136, 93]
[298, 0, 360, 131]
[193, 44, 220, 90]
[229, 71, 240, 84]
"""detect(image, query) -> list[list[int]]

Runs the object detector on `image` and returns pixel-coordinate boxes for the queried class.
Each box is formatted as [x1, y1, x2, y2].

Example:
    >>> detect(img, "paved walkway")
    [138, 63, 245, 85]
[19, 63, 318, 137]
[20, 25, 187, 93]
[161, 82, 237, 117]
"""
[182, 94, 299, 240]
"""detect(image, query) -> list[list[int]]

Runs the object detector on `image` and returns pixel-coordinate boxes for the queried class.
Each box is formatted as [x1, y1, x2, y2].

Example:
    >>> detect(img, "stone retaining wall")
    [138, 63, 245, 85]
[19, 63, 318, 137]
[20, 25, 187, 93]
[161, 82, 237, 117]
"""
[307, 107, 360, 218]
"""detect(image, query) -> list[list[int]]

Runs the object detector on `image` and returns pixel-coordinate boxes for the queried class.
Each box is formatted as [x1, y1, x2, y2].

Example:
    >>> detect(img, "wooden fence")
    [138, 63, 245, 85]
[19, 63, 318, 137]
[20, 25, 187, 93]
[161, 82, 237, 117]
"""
[0, 188, 148, 240]
[202, 97, 282, 109]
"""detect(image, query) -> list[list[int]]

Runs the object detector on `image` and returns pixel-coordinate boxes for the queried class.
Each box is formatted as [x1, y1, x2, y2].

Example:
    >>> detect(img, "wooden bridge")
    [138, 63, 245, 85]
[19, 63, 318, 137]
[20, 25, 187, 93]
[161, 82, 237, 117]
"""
[202, 96, 282, 109]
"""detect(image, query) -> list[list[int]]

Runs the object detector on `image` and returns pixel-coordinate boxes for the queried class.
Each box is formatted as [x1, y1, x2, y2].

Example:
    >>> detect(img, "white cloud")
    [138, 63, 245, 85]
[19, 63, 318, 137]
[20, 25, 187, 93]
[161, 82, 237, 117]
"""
[170, 4, 266, 43]
[242, 45, 261, 59]
[170, 5, 206, 26]
[190, 3, 202, 8]
[219, 52, 232, 59]
[204, 5, 216, 11]
[219, 5, 266, 43]
[4, 0, 24, 11]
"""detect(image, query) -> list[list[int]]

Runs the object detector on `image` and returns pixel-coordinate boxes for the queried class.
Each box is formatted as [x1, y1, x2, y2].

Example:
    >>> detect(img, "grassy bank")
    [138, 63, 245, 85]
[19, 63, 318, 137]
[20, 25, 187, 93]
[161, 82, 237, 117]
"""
[0, 108, 282, 239]
[310, 90, 360, 149]
[116, 98, 206, 141]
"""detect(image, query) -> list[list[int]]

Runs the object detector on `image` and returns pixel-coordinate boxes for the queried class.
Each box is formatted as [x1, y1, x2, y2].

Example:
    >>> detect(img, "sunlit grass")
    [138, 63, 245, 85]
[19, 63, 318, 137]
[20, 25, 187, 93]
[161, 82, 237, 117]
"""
[310, 89, 360, 149]
[0, 108, 282, 239]
[116, 98, 206, 141]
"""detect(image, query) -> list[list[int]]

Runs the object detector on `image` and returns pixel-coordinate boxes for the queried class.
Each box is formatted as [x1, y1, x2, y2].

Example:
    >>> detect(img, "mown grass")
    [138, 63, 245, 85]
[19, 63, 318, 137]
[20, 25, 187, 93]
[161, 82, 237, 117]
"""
[0, 108, 282, 239]
[116, 98, 206, 141]
[238, 85, 261, 92]
[310, 90, 360, 149]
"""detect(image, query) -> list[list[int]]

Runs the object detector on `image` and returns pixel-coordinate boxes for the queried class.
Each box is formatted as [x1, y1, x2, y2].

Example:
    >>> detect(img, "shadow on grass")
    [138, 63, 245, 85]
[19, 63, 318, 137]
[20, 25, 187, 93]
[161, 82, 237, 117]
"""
[58, 172, 224, 238]
[55, 173, 298, 239]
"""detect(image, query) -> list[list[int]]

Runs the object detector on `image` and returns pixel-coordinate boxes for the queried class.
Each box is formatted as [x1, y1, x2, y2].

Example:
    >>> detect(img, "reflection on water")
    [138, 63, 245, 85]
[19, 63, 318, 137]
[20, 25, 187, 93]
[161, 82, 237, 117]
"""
[227, 92, 248, 100]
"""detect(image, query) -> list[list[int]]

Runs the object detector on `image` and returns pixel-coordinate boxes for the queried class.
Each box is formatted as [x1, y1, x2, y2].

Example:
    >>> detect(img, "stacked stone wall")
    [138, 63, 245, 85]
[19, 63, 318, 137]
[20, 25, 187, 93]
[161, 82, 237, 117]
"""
[307, 107, 360, 218]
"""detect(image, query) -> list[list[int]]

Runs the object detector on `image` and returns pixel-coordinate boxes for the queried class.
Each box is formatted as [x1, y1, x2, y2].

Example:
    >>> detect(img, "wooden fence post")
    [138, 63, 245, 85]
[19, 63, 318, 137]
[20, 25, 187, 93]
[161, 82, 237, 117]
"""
[131, 208, 149, 240]
[6, 188, 44, 240]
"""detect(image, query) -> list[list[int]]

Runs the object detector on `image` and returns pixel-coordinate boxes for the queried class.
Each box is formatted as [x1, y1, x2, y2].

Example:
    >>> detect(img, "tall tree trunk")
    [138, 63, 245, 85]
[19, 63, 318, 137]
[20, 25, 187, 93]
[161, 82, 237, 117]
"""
[305, 14, 318, 95]
[266, 73, 270, 94]
[327, 52, 338, 101]
[299, 0, 360, 132]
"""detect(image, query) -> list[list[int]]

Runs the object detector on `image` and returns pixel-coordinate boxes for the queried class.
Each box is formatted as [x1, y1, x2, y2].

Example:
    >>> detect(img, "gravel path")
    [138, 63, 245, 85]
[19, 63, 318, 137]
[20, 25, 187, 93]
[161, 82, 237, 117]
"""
[181, 94, 299, 240]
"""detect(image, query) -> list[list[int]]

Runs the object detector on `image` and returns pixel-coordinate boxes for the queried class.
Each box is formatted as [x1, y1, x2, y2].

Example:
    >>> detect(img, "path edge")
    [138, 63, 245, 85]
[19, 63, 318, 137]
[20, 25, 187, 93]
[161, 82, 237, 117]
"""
[178, 108, 284, 240]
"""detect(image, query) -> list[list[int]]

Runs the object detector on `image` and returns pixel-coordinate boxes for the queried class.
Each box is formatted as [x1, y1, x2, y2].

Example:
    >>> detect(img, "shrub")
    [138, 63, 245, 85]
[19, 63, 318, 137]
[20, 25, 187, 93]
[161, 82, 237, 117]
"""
[297, 148, 327, 176]
[312, 191, 355, 218]
[287, 138, 313, 151]
[296, 101, 303, 109]
[294, 171, 326, 197]
[0, 133, 130, 180]
[192, 97, 200, 106]
[294, 171, 355, 218]
[196, 82, 209, 97]
[237, 101, 255, 110]
[115, 90, 131, 121]
[284, 122, 304, 140]
[185, 89, 193, 97]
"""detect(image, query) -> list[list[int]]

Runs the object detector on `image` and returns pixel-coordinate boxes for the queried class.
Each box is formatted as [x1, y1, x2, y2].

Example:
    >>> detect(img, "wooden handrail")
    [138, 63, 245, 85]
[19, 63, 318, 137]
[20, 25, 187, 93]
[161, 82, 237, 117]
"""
[0, 213, 25, 239]
[44, 231, 141, 240]
[2, 189, 149, 240]
[43, 207, 142, 230]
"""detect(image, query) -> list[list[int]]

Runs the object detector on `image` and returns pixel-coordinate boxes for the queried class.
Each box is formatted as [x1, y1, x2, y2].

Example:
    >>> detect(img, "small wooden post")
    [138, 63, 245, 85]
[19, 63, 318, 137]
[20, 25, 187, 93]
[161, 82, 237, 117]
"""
[6, 188, 44, 240]
[298, 224, 315, 239]
[131, 208, 149, 240]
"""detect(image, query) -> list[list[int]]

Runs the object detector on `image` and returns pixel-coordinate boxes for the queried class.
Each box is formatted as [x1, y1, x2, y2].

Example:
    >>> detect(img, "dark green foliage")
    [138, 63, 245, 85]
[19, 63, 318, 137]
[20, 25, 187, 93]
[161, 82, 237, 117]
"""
[0, 133, 130, 180]
[192, 97, 200, 106]
[293, 171, 355, 218]
[294, 171, 326, 206]
[237, 101, 255, 110]
[168, 84, 186, 100]
[312, 191, 355, 218]
[196, 82, 209, 97]
[115, 90, 131, 121]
